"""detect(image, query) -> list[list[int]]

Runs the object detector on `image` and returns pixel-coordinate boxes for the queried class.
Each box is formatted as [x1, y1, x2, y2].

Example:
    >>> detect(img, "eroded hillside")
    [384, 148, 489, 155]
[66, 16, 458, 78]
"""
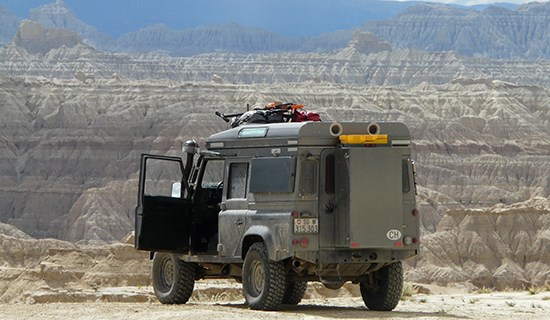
[1, 76, 548, 242]
[406, 198, 550, 289]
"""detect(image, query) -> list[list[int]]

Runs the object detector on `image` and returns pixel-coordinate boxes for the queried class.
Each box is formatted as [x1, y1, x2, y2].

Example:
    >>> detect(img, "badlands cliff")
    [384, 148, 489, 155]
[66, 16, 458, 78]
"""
[0, 12, 549, 291]
[0, 75, 548, 243]
[14, 20, 82, 54]
[407, 198, 550, 289]
[3, 42, 550, 87]
[4, 1, 550, 59]
[363, 2, 550, 59]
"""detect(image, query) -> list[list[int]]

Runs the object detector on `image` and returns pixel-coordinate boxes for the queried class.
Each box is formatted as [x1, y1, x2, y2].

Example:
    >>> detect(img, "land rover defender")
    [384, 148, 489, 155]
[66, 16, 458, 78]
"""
[135, 119, 419, 310]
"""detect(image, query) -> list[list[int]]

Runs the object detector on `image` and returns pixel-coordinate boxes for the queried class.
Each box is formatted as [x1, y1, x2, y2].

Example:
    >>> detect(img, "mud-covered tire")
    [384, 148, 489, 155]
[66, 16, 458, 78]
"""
[282, 279, 307, 305]
[152, 252, 196, 304]
[360, 261, 403, 311]
[242, 242, 286, 310]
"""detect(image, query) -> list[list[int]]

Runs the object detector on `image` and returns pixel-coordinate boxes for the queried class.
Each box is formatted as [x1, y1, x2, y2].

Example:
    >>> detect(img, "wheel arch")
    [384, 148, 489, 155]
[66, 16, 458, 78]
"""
[242, 226, 279, 261]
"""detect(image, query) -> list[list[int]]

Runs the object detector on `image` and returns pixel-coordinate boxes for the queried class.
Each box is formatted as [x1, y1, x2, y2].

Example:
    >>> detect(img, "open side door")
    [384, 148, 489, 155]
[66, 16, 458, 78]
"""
[135, 154, 192, 253]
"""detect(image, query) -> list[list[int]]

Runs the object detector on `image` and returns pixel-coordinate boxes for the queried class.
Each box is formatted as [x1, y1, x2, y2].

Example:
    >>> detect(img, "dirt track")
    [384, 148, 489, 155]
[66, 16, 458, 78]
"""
[1, 291, 549, 320]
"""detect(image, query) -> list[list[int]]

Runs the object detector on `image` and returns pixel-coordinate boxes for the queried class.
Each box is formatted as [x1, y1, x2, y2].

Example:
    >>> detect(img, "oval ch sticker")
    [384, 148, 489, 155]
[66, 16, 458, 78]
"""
[386, 229, 402, 241]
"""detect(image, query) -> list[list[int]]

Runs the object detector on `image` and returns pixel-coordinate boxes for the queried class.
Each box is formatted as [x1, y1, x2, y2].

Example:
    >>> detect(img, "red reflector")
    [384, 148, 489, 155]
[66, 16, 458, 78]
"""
[292, 239, 299, 246]
[351, 242, 360, 248]
[291, 210, 300, 218]
[412, 238, 419, 244]
[412, 208, 419, 216]
[300, 237, 309, 248]
[394, 242, 403, 247]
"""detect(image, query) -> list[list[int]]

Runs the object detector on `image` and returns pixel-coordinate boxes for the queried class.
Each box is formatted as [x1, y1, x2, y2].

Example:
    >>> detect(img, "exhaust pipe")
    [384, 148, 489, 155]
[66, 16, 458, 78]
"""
[291, 259, 307, 275]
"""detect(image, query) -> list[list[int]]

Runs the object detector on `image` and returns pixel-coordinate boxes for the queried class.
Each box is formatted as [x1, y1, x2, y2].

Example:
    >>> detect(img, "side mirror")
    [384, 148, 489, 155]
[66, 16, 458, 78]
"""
[171, 182, 181, 198]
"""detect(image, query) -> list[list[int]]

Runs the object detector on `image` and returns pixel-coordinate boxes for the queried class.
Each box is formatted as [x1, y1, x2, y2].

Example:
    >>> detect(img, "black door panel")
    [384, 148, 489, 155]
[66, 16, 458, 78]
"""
[135, 154, 191, 252]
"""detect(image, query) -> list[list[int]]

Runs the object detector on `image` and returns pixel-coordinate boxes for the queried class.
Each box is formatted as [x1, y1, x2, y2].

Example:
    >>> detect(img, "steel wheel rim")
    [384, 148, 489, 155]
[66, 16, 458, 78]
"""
[250, 259, 265, 297]
[160, 256, 175, 290]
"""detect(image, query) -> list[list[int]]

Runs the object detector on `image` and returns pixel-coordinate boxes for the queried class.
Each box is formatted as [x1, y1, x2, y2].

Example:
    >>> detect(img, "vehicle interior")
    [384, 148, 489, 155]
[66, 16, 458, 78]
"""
[190, 158, 224, 254]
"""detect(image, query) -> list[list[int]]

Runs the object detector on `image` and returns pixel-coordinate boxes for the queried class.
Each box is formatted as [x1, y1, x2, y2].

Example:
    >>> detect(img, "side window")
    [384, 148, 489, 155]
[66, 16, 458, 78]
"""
[324, 154, 335, 194]
[402, 159, 411, 193]
[228, 162, 249, 199]
[249, 157, 295, 193]
[299, 160, 317, 195]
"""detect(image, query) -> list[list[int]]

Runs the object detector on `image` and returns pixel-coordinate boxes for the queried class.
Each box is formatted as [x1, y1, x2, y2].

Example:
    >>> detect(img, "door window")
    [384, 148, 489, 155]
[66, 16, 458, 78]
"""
[144, 158, 184, 197]
[228, 162, 249, 199]
[299, 160, 317, 195]
[324, 153, 335, 195]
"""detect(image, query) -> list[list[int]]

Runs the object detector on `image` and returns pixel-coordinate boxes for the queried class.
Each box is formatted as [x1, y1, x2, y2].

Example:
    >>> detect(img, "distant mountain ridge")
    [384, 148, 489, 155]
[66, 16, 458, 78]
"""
[113, 23, 302, 56]
[28, 0, 113, 49]
[362, 2, 550, 59]
[0, 0, 425, 38]
[2, 1, 550, 58]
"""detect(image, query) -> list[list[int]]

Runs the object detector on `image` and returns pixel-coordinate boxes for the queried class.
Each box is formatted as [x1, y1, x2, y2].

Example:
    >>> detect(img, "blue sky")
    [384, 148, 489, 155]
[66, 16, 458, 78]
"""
[1, 0, 546, 38]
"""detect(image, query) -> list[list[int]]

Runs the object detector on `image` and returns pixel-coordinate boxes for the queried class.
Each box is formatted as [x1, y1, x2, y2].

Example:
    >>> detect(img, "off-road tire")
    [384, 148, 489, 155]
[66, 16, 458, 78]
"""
[242, 242, 286, 310]
[360, 261, 403, 311]
[282, 279, 307, 305]
[152, 252, 196, 304]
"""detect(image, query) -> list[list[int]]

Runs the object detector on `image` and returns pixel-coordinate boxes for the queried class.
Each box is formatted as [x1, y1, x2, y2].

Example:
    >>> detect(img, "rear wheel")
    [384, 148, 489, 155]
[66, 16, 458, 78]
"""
[282, 279, 307, 305]
[360, 261, 403, 311]
[242, 242, 286, 310]
[152, 252, 196, 304]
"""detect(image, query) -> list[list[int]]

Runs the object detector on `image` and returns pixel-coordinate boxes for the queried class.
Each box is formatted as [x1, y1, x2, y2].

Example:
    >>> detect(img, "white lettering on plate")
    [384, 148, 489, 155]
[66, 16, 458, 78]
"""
[386, 229, 402, 241]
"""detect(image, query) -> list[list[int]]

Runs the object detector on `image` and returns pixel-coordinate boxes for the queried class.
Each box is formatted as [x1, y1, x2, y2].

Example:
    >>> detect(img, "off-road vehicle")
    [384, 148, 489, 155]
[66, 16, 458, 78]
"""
[135, 108, 419, 310]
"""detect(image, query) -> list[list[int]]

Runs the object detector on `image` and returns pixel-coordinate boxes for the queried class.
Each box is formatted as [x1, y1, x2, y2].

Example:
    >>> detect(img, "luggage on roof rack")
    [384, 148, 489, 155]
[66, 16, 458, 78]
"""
[215, 102, 321, 128]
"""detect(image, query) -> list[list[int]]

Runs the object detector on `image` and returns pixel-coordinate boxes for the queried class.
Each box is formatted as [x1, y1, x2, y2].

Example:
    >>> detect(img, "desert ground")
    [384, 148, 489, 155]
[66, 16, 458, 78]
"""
[0, 282, 549, 320]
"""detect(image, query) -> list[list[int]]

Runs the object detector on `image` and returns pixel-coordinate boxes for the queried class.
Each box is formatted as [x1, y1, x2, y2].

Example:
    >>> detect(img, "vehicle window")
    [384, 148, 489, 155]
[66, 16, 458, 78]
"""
[402, 159, 411, 193]
[299, 160, 317, 195]
[324, 154, 335, 194]
[144, 158, 183, 197]
[228, 162, 248, 199]
[201, 159, 224, 188]
[249, 156, 295, 193]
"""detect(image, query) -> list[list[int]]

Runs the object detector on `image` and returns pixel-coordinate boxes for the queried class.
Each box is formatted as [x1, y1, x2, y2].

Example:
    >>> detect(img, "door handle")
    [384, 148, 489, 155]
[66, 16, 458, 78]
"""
[325, 202, 336, 214]
[235, 220, 244, 226]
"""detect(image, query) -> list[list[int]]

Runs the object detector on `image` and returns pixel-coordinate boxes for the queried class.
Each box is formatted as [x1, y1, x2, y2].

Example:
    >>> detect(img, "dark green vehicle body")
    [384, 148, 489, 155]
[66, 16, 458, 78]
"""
[135, 121, 419, 310]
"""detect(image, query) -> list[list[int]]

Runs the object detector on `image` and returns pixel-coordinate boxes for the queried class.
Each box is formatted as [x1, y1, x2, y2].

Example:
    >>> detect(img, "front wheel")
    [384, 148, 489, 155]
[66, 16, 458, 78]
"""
[242, 242, 286, 310]
[360, 261, 403, 311]
[152, 252, 196, 304]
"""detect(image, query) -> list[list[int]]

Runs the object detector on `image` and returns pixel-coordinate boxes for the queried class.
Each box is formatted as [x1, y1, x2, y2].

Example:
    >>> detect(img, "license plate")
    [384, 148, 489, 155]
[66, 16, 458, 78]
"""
[294, 218, 318, 234]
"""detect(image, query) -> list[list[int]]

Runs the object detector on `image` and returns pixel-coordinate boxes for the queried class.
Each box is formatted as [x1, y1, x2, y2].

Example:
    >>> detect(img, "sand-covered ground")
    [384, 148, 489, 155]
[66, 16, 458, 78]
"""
[1, 284, 548, 320]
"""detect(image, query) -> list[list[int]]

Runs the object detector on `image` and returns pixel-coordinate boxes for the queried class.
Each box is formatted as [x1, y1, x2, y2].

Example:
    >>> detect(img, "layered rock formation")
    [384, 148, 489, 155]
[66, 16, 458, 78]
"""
[6, 1, 550, 59]
[28, 0, 113, 50]
[0, 2, 549, 290]
[335, 31, 391, 59]
[114, 23, 303, 56]
[0, 229, 152, 303]
[13, 20, 82, 54]
[3, 42, 550, 87]
[406, 198, 550, 289]
[1, 75, 548, 241]
[363, 2, 550, 59]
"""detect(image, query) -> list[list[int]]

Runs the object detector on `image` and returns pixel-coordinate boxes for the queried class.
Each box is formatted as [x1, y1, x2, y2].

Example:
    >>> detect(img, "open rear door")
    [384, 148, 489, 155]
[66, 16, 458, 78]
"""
[135, 154, 191, 253]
